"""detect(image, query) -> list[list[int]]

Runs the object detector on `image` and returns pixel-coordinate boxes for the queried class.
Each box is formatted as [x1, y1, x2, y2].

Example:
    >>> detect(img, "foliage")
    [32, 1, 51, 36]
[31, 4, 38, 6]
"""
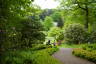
[90, 30, 96, 43]
[73, 48, 96, 63]
[48, 27, 64, 41]
[59, 0, 96, 30]
[1, 46, 60, 64]
[31, 44, 47, 51]
[39, 9, 53, 20]
[82, 44, 96, 51]
[44, 47, 59, 55]
[0, 0, 42, 52]
[64, 23, 86, 44]
[42, 16, 54, 31]
[51, 11, 64, 28]
[21, 18, 45, 47]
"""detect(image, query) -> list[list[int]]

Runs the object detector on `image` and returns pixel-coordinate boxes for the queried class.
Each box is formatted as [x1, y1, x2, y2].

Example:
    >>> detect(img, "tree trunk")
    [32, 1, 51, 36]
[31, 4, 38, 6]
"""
[85, 5, 89, 30]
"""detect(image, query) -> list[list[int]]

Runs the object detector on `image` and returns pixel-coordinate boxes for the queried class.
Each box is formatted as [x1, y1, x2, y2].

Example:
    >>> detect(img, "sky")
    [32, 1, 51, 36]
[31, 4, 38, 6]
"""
[33, 0, 60, 9]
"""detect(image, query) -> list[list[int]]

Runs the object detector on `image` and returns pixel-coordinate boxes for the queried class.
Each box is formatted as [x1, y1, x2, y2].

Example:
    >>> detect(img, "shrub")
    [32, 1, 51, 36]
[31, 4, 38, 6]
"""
[48, 27, 64, 41]
[44, 47, 59, 55]
[33, 48, 60, 64]
[1, 46, 60, 64]
[64, 23, 86, 44]
[21, 18, 45, 47]
[90, 30, 96, 43]
[82, 44, 96, 51]
[73, 48, 96, 63]
[31, 44, 46, 51]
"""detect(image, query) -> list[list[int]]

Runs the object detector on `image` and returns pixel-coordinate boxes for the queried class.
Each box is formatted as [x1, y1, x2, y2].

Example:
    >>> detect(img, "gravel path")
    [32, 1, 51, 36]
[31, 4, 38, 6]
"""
[52, 48, 95, 64]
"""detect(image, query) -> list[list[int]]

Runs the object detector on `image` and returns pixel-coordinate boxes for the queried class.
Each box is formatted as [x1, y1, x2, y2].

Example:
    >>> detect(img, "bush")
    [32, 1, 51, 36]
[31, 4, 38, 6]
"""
[44, 47, 59, 55]
[73, 48, 96, 63]
[64, 23, 86, 44]
[21, 18, 45, 47]
[1, 46, 60, 64]
[31, 44, 46, 51]
[82, 44, 96, 51]
[33, 48, 60, 64]
[48, 27, 64, 41]
[90, 30, 96, 43]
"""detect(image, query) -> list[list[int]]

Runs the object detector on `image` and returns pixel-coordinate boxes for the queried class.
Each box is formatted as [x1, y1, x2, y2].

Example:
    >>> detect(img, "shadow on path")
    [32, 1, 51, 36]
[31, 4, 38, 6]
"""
[52, 48, 95, 64]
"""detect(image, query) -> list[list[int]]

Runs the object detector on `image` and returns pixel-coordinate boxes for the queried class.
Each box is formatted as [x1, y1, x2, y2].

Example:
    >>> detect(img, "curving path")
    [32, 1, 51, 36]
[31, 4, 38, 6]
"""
[52, 48, 95, 64]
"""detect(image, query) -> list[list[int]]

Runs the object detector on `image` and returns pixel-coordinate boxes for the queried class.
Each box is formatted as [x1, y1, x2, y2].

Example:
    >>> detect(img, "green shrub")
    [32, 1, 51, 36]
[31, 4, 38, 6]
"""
[1, 47, 60, 64]
[31, 44, 46, 51]
[82, 44, 96, 51]
[48, 27, 64, 41]
[73, 48, 96, 63]
[44, 47, 59, 55]
[21, 18, 45, 47]
[64, 23, 86, 44]
[90, 30, 96, 43]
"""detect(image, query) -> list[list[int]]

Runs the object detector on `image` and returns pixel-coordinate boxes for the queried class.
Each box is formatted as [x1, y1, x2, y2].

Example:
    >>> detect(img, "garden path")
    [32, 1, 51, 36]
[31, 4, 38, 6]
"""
[52, 48, 95, 64]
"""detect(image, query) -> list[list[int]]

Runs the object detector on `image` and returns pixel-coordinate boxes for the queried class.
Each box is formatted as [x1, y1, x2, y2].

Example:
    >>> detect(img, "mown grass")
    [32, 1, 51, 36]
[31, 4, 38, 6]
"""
[60, 43, 87, 48]
[1, 45, 61, 64]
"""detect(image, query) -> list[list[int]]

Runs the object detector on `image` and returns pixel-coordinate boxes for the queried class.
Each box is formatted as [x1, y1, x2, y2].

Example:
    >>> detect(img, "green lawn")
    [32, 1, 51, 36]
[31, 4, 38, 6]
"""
[60, 43, 88, 48]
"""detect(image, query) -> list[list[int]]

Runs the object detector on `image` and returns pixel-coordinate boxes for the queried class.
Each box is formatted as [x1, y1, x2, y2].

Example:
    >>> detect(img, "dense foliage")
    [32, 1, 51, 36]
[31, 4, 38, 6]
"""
[73, 48, 96, 63]
[21, 18, 45, 47]
[1, 45, 60, 64]
[64, 23, 86, 44]
[48, 27, 64, 41]
[73, 44, 96, 63]
[42, 16, 54, 31]
[90, 30, 96, 43]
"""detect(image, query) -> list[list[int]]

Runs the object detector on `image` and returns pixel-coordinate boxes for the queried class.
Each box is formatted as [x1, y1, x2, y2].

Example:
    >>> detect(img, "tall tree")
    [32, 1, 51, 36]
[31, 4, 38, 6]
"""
[0, 0, 34, 56]
[59, 0, 96, 30]
[43, 16, 54, 31]
[51, 11, 64, 28]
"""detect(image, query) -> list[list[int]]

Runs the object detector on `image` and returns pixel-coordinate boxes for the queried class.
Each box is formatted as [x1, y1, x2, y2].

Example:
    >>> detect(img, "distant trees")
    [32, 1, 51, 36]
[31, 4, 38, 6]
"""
[42, 16, 54, 31]
[48, 27, 64, 41]
[51, 11, 64, 28]
[39, 9, 53, 20]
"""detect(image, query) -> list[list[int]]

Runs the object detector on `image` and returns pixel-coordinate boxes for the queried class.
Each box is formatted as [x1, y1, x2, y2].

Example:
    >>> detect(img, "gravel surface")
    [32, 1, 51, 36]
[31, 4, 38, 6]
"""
[52, 48, 95, 64]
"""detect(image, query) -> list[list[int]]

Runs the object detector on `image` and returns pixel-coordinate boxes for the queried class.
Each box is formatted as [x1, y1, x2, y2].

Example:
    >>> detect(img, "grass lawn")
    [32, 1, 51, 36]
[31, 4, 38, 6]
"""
[59, 43, 88, 48]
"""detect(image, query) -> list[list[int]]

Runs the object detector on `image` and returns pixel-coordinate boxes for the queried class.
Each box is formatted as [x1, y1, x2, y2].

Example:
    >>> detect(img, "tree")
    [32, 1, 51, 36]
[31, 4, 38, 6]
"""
[48, 27, 64, 41]
[39, 9, 53, 20]
[59, 0, 96, 30]
[51, 11, 64, 28]
[21, 18, 45, 47]
[43, 16, 54, 31]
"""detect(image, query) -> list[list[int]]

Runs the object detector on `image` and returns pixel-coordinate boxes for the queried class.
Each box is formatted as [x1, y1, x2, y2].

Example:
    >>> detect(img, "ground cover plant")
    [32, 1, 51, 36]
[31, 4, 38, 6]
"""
[73, 44, 96, 63]
[1, 45, 61, 64]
